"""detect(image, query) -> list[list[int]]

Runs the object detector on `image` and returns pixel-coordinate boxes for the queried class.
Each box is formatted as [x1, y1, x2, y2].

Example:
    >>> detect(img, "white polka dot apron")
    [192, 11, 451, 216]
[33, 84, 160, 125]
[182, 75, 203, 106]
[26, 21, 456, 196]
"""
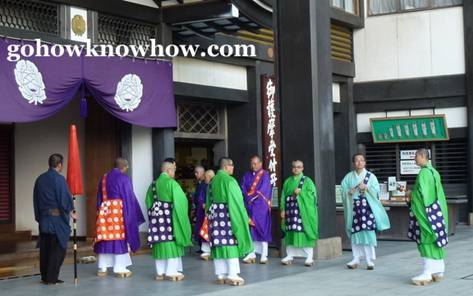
[147, 181, 174, 245]
[208, 203, 237, 247]
[407, 169, 448, 248]
[408, 201, 448, 247]
[351, 172, 377, 234]
[285, 176, 305, 232]
[407, 211, 421, 244]
[351, 196, 377, 233]
[285, 195, 304, 232]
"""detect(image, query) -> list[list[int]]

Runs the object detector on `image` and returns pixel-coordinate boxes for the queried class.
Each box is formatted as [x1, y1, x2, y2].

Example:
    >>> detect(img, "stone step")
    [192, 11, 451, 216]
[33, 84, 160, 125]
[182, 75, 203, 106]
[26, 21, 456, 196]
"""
[0, 242, 151, 279]
[0, 231, 32, 242]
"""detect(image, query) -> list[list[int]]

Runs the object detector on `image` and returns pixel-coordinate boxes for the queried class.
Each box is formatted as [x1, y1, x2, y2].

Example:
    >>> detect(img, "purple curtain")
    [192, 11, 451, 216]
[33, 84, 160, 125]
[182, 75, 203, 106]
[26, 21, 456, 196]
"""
[0, 38, 176, 128]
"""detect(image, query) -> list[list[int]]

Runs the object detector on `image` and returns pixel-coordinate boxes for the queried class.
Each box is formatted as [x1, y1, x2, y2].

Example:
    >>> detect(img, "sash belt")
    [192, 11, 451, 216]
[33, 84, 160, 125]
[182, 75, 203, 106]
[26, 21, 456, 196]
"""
[48, 208, 62, 216]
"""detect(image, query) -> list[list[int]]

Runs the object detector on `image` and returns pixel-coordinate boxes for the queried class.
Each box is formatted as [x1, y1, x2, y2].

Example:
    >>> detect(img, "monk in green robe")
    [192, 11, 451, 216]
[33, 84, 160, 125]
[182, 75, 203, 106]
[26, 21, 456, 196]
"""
[207, 157, 253, 286]
[145, 161, 192, 281]
[280, 160, 318, 267]
[406, 148, 448, 286]
[341, 153, 390, 270]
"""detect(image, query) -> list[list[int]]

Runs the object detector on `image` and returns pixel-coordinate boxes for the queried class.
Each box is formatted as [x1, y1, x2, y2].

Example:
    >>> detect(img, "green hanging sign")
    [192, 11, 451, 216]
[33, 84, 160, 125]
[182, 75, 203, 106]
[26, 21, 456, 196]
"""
[370, 115, 449, 144]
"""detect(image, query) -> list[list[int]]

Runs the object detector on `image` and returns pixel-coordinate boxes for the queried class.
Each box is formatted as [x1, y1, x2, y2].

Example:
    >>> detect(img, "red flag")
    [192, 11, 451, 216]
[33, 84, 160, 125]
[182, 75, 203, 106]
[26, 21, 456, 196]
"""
[67, 125, 84, 196]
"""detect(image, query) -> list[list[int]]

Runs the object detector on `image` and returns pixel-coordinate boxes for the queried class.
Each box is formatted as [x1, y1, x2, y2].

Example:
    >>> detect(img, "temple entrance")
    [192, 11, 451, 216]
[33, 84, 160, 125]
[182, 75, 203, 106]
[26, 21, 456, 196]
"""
[175, 140, 216, 196]
[84, 98, 121, 238]
[174, 102, 228, 197]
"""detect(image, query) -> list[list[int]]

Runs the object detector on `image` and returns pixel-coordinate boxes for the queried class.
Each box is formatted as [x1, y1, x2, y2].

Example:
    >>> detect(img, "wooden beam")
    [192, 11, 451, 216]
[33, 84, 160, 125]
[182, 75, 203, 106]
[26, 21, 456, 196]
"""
[163, 0, 235, 25]
[181, 24, 214, 40]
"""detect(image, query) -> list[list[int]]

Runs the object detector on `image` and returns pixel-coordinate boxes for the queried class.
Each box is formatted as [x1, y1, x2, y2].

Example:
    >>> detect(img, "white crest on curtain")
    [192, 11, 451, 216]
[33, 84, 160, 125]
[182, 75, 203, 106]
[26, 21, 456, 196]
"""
[114, 73, 143, 112]
[14, 60, 47, 105]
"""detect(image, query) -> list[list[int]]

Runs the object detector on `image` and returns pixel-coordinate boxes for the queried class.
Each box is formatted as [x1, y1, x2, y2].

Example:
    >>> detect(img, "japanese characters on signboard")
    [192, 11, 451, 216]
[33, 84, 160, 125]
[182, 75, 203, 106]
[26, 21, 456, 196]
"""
[261, 75, 281, 205]
[370, 115, 449, 144]
[400, 149, 431, 175]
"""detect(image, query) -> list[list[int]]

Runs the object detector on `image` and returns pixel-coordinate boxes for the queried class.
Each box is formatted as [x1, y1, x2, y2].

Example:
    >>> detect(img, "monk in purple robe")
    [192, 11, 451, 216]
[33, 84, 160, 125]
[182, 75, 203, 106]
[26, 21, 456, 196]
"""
[240, 155, 273, 264]
[193, 165, 210, 260]
[94, 158, 145, 277]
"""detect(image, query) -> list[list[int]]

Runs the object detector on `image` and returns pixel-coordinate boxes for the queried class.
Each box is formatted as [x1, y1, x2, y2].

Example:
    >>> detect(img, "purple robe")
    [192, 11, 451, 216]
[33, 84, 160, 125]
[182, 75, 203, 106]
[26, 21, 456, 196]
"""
[193, 181, 208, 243]
[94, 168, 145, 254]
[240, 169, 272, 242]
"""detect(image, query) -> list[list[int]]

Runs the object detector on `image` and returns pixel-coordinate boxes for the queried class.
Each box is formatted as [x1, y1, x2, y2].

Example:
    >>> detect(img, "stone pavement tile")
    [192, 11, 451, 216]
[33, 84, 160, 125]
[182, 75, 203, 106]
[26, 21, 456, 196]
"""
[1, 226, 472, 296]
[198, 226, 473, 296]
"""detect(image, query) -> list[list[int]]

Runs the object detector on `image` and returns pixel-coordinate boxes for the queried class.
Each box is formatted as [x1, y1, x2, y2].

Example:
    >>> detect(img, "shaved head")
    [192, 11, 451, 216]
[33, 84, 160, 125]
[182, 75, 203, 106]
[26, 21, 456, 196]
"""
[204, 169, 215, 184]
[250, 155, 261, 162]
[219, 157, 234, 175]
[291, 160, 304, 176]
[416, 148, 430, 159]
[161, 161, 174, 172]
[250, 155, 263, 172]
[161, 161, 176, 178]
[194, 165, 205, 181]
[219, 157, 233, 169]
[115, 158, 129, 173]
[415, 148, 430, 167]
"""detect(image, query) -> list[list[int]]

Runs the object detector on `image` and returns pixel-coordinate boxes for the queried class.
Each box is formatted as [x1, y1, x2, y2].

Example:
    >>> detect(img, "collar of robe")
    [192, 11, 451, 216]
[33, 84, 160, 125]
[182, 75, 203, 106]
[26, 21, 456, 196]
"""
[218, 169, 230, 175]
[252, 168, 263, 175]
[48, 168, 60, 175]
[421, 161, 432, 168]
[354, 168, 367, 177]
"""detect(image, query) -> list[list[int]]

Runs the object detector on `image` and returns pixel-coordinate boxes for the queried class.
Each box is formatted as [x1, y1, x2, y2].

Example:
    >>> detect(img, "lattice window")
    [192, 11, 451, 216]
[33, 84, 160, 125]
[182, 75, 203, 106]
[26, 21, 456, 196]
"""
[0, 0, 58, 35]
[364, 139, 467, 185]
[364, 143, 397, 181]
[98, 14, 155, 46]
[435, 138, 467, 184]
[177, 103, 221, 135]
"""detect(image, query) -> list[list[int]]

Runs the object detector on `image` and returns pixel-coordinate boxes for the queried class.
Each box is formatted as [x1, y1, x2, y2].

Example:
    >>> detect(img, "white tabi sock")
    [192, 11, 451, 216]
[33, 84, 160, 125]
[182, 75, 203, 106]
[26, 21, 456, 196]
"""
[177, 257, 183, 272]
[201, 242, 211, 254]
[425, 258, 445, 275]
[363, 245, 376, 265]
[244, 252, 256, 260]
[155, 259, 167, 276]
[101, 253, 132, 273]
[214, 259, 227, 277]
[227, 258, 241, 279]
[165, 258, 181, 276]
[255, 241, 269, 259]
[350, 243, 364, 262]
[303, 247, 314, 263]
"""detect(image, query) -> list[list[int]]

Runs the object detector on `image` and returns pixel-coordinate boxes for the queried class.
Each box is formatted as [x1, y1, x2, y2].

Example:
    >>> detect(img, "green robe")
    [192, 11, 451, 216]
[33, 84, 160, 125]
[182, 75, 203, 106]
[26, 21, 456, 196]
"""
[280, 174, 318, 248]
[145, 173, 192, 260]
[207, 170, 253, 259]
[411, 163, 449, 260]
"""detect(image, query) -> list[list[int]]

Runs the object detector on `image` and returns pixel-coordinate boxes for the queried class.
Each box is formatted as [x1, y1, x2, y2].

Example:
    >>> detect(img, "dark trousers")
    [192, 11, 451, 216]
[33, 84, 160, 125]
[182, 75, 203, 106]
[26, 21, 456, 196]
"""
[39, 233, 67, 283]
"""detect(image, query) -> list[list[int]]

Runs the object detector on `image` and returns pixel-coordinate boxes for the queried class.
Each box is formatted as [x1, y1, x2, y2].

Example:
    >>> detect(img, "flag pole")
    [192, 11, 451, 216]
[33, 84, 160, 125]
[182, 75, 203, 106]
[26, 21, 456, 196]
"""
[73, 195, 78, 285]
[66, 124, 83, 285]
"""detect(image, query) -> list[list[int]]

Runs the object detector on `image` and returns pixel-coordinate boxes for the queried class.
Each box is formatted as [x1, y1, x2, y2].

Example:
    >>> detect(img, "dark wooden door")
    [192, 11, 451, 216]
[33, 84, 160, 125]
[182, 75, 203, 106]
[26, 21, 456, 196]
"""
[0, 125, 14, 233]
[84, 99, 120, 238]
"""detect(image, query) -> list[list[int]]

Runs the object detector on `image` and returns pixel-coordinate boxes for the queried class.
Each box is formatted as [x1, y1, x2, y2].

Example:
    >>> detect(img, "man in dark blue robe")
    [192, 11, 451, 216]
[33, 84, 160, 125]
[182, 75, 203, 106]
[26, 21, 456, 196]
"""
[33, 154, 74, 285]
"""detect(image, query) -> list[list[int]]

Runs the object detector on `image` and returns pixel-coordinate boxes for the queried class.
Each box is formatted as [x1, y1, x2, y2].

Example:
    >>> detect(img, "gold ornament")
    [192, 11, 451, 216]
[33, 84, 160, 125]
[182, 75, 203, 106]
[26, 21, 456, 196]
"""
[71, 15, 86, 37]
[267, 47, 274, 60]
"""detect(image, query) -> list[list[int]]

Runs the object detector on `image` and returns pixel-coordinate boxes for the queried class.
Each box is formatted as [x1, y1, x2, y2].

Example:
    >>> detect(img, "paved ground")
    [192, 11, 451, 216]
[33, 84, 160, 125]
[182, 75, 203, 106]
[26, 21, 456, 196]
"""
[2, 226, 472, 296]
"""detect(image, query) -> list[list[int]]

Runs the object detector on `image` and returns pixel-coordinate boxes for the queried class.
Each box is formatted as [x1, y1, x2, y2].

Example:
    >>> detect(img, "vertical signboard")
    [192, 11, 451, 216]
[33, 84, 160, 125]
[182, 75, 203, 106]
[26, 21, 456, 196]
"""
[261, 75, 281, 206]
